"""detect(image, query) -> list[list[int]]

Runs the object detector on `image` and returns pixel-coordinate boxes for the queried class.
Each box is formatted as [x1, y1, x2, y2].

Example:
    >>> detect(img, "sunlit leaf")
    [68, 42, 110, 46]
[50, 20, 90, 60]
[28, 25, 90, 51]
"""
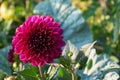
[62, 40, 79, 63]
[34, 0, 93, 49]
[102, 68, 120, 80]
[76, 42, 120, 80]
[47, 65, 59, 79]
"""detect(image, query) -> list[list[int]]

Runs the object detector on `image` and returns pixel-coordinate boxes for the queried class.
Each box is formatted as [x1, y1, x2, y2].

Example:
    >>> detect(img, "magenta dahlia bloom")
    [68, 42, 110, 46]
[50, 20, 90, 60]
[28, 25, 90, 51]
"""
[12, 15, 65, 66]
[8, 48, 14, 62]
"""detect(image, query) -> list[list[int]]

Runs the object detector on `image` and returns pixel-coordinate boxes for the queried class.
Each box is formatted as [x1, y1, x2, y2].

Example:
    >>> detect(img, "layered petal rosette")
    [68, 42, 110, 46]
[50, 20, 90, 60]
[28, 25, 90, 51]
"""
[12, 15, 65, 66]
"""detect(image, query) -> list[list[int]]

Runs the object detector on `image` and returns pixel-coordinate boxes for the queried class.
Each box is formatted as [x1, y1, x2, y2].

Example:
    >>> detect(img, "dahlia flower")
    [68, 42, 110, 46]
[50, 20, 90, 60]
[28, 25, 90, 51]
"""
[12, 15, 65, 66]
[8, 48, 14, 62]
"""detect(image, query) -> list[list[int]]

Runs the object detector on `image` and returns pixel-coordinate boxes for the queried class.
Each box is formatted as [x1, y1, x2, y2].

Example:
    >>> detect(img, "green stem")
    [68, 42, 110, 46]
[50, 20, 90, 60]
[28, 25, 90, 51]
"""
[25, 0, 30, 12]
[71, 72, 75, 80]
[19, 62, 24, 71]
[38, 66, 44, 80]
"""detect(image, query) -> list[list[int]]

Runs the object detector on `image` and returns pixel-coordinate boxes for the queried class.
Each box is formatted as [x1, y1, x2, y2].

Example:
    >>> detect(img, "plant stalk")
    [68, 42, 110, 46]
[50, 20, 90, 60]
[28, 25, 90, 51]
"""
[38, 66, 44, 80]
[71, 72, 75, 80]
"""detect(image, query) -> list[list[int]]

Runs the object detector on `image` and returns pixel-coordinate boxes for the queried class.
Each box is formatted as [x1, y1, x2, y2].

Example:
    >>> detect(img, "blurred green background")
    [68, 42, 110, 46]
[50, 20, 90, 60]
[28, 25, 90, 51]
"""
[0, 0, 120, 63]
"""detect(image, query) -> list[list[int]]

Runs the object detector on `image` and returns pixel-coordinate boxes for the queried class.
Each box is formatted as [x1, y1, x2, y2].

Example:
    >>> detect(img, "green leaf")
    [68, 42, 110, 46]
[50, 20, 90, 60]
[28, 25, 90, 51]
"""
[87, 59, 93, 70]
[19, 68, 38, 79]
[0, 69, 7, 80]
[0, 46, 12, 75]
[113, 18, 120, 42]
[28, 64, 38, 74]
[62, 41, 79, 63]
[59, 56, 71, 69]
[113, 0, 120, 43]
[34, 0, 93, 49]
[54, 67, 71, 80]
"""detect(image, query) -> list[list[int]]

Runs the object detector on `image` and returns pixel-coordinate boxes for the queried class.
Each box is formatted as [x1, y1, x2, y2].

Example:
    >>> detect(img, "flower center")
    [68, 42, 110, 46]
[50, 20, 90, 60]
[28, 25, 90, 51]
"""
[28, 30, 52, 54]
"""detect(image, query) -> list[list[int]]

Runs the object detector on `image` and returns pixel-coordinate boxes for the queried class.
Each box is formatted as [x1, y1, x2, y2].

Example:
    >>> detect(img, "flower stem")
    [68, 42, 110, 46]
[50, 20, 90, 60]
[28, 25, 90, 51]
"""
[69, 69, 76, 80]
[38, 66, 44, 80]
[19, 62, 24, 71]
[71, 72, 75, 80]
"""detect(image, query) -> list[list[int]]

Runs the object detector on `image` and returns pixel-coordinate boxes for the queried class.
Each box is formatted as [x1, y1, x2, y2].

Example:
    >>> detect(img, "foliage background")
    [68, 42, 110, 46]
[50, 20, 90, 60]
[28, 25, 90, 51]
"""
[1, 0, 120, 61]
[73, 0, 120, 60]
[0, 0, 120, 77]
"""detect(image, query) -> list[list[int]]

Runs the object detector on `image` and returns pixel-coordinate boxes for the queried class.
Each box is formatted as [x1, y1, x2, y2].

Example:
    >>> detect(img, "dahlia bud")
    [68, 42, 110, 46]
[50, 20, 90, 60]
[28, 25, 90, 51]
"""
[8, 48, 14, 62]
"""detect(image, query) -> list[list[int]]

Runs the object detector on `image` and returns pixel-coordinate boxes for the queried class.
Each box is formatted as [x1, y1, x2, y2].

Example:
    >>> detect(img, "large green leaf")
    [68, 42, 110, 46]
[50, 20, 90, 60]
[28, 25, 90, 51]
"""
[76, 42, 120, 80]
[34, 0, 93, 49]
[0, 46, 12, 75]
